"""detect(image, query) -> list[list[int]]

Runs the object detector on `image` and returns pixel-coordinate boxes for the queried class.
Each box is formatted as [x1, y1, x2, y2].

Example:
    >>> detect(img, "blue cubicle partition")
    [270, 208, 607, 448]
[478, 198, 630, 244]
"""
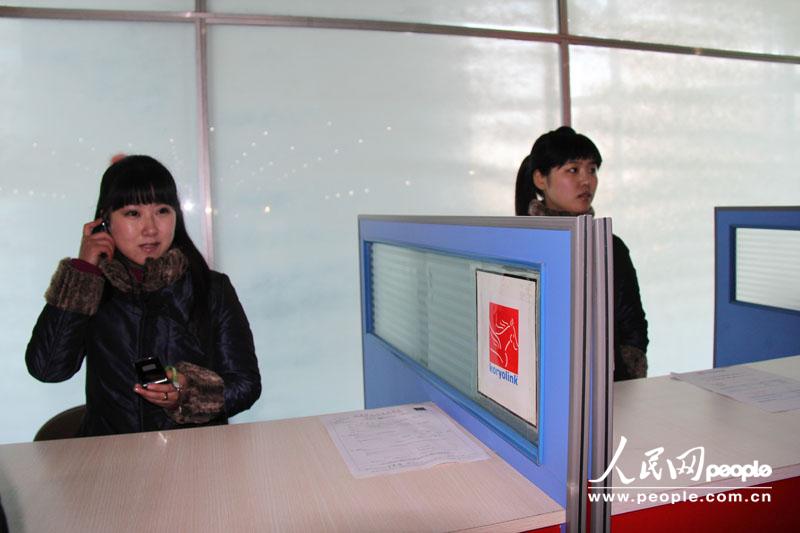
[714, 207, 800, 367]
[359, 215, 594, 532]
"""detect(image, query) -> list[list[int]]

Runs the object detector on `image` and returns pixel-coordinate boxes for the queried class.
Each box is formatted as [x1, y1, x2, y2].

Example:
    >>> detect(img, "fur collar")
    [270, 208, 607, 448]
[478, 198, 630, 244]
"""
[99, 248, 188, 294]
[527, 199, 595, 217]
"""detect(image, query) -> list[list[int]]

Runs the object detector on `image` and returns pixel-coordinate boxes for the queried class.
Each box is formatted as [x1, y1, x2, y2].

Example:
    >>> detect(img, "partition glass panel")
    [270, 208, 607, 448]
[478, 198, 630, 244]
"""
[570, 45, 800, 375]
[736, 228, 800, 312]
[569, 0, 800, 56]
[0, 17, 197, 444]
[209, 0, 558, 32]
[207, 25, 560, 422]
[370, 242, 541, 444]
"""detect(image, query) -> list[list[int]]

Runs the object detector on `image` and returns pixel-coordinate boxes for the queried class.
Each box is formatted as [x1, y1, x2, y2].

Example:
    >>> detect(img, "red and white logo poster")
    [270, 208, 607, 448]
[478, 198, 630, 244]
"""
[489, 302, 519, 374]
[477, 270, 538, 427]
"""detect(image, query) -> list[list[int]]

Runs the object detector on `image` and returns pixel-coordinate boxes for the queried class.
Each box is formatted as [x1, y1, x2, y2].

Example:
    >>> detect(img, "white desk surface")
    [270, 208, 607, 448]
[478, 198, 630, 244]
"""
[611, 355, 800, 514]
[0, 405, 563, 533]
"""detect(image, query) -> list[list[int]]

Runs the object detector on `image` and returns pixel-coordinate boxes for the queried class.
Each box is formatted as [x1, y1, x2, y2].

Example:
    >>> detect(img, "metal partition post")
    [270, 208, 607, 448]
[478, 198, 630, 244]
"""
[566, 214, 592, 533]
[194, 0, 214, 267]
[590, 218, 614, 532]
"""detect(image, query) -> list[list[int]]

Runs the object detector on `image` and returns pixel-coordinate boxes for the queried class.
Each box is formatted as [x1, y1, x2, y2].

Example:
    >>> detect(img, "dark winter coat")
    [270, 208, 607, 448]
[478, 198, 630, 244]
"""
[26, 250, 261, 436]
[612, 235, 649, 380]
[526, 199, 649, 380]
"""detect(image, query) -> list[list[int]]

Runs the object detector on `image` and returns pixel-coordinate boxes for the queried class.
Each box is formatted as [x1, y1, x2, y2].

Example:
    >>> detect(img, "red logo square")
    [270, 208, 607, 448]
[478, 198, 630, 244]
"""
[489, 302, 519, 374]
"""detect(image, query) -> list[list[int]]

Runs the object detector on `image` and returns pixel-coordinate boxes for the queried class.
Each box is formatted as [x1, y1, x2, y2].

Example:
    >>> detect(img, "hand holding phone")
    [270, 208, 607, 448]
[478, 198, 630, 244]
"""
[79, 216, 115, 265]
[133, 357, 184, 410]
[135, 357, 169, 387]
[91, 217, 109, 235]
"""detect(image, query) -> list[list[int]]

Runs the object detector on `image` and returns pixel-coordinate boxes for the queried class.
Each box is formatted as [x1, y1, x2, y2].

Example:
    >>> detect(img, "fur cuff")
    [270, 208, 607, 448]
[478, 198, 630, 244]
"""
[44, 258, 105, 315]
[619, 345, 648, 380]
[166, 361, 225, 424]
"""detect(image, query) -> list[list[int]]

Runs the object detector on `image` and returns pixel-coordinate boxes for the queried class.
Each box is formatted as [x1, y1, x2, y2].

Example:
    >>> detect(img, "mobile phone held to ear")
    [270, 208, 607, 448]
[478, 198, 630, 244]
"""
[135, 357, 169, 387]
[91, 217, 110, 235]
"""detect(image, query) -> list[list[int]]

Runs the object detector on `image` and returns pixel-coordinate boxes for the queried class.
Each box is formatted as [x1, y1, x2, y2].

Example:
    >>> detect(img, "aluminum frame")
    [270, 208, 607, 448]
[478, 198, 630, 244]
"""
[590, 217, 614, 533]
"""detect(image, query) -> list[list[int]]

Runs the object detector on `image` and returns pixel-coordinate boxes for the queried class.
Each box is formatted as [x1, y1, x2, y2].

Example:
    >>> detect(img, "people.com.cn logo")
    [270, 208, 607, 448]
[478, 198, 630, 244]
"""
[489, 302, 519, 374]
[590, 436, 773, 485]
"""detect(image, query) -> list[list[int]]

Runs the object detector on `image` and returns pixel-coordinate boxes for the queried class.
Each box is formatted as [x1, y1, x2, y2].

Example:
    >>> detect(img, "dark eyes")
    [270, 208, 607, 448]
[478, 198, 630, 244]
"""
[565, 166, 597, 174]
[122, 205, 173, 217]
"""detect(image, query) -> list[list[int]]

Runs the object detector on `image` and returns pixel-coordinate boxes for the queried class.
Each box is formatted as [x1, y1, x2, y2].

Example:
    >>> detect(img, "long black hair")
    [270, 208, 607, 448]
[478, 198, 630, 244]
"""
[514, 126, 603, 215]
[96, 155, 211, 332]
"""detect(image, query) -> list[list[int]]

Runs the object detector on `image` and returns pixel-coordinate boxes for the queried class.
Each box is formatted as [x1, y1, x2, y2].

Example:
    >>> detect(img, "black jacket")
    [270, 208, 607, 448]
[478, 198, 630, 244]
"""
[523, 200, 649, 380]
[26, 259, 261, 437]
[612, 235, 649, 380]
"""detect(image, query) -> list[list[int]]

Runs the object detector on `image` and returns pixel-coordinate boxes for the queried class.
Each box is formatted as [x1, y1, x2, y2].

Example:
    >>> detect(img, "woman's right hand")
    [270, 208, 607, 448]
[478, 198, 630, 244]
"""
[79, 219, 115, 266]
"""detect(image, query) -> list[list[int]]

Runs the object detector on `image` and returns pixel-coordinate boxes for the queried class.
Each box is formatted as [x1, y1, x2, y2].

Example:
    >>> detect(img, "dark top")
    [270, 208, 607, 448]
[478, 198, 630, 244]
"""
[26, 270, 261, 436]
[612, 235, 649, 380]
[0, 495, 8, 533]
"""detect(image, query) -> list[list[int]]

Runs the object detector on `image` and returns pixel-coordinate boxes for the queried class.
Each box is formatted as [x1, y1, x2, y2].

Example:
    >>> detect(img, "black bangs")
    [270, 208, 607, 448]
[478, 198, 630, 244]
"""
[557, 134, 603, 167]
[529, 126, 603, 176]
[95, 155, 180, 217]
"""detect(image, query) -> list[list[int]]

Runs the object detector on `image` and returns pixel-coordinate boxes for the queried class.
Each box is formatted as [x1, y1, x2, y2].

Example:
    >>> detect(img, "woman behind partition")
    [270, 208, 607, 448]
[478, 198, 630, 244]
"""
[26, 155, 261, 436]
[515, 126, 649, 380]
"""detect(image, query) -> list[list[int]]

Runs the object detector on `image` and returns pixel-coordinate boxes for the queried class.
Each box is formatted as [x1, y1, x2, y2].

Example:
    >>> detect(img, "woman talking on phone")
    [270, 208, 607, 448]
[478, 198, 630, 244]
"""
[515, 126, 649, 380]
[26, 155, 261, 436]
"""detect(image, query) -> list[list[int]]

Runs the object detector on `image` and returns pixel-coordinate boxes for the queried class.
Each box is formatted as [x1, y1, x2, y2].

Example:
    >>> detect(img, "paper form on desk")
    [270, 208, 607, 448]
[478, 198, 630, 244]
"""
[321, 403, 490, 478]
[671, 365, 800, 413]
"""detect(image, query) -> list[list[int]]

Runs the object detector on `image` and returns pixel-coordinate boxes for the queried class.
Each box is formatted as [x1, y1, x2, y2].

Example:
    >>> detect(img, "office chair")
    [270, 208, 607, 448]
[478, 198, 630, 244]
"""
[33, 405, 85, 441]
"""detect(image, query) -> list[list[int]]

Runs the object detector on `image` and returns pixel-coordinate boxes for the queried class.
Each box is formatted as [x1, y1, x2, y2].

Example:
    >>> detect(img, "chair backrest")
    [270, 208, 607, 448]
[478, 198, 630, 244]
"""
[33, 405, 86, 441]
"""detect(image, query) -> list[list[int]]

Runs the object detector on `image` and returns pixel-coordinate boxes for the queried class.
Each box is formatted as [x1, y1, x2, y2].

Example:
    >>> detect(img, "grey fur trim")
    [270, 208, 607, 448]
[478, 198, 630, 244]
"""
[98, 258, 135, 293]
[527, 199, 595, 217]
[99, 248, 188, 294]
[44, 258, 106, 315]
[142, 248, 188, 292]
[619, 345, 648, 379]
[166, 361, 225, 424]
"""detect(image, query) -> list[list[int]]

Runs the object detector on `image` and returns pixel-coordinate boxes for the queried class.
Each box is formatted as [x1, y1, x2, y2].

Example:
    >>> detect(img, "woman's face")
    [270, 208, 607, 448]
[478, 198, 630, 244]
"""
[534, 158, 598, 214]
[108, 203, 176, 265]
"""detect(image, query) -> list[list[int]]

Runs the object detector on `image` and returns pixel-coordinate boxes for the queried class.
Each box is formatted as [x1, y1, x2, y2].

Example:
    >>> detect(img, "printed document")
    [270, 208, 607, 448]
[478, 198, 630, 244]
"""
[321, 403, 490, 478]
[671, 365, 800, 413]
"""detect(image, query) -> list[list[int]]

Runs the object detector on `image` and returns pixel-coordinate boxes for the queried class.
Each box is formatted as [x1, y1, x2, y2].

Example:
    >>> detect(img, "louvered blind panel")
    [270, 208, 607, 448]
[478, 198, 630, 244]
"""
[371, 243, 476, 389]
[426, 254, 478, 395]
[371, 244, 428, 365]
[370, 241, 541, 445]
[736, 228, 800, 312]
[371, 242, 541, 403]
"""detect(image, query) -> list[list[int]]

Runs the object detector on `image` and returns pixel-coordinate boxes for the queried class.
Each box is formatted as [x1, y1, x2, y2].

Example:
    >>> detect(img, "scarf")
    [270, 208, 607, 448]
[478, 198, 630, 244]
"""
[99, 248, 189, 294]
[527, 198, 595, 217]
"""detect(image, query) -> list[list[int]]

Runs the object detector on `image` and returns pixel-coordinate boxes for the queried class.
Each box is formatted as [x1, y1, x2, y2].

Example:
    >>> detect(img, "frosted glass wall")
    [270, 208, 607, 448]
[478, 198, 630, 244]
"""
[0, 17, 198, 444]
[570, 46, 799, 375]
[569, 0, 800, 56]
[207, 25, 560, 422]
[209, 0, 557, 32]
[5, 1, 191, 9]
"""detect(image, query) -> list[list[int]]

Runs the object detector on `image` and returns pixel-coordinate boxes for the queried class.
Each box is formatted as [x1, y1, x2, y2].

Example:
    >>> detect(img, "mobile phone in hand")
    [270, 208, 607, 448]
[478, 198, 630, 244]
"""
[135, 357, 169, 387]
[91, 217, 109, 235]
